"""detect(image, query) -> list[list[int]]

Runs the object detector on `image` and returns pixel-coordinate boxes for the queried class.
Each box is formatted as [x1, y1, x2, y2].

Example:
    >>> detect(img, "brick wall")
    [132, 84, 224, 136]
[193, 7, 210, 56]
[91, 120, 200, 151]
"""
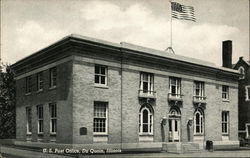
[15, 61, 73, 143]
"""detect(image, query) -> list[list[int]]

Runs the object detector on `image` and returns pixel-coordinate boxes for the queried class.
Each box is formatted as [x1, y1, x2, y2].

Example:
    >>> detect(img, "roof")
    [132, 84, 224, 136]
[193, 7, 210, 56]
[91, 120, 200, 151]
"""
[233, 57, 250, 69]
[12, 34, 239, 74]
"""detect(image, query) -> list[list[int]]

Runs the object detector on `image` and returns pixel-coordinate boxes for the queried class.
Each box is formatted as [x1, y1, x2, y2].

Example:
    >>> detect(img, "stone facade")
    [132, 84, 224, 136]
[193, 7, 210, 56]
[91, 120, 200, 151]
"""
[11, 34, 240, 151]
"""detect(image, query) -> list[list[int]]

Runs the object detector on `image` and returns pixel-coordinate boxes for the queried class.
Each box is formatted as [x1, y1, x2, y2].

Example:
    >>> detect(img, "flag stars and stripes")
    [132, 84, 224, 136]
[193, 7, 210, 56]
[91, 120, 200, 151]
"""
[171, 2, 196, 22]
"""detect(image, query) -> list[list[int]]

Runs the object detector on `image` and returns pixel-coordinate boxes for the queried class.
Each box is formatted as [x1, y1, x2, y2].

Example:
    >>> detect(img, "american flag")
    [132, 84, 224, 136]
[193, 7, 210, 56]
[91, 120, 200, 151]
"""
[171, 2, 196, 22]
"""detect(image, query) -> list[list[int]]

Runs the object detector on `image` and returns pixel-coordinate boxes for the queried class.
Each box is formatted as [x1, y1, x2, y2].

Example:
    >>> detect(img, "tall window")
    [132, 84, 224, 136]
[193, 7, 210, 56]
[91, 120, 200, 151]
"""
[194, 81, 205, 100]
[26, 107, 32, 134]
[49, 67, 57, 88]
[37, 72, 43, 91]
[93, 102, 108, 134]
[95, 65, 107, 85]
[49, 103, 57, 134]
[37, 105, 43, 134]
[139, 105, 153, 134]
[26, 76, 32, 93]
[194, 109, 204, 134]
[238, 66, 245, 79]
[140, 72, 154, 94]
[245, 86, 250, 101]
[222, 111, 229, 135]
[169, 77, 181, 97]
[222, 85, 229, 100]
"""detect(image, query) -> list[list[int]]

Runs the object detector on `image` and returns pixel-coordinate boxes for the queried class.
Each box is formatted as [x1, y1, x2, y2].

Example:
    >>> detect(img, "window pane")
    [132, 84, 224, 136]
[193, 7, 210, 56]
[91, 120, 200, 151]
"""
[95, 66, 99, 74]
[95, 75, 99, 83]
[143, 110, 148, 123]
[143, 82, 148, 92]
[196, 113, 200, 125]
[143, 124, 148, 132]
[101, 67, 105, 75]
[175, 120, 178, 131]
[101, 76, 105, 84]
[169, 120, 172, 131]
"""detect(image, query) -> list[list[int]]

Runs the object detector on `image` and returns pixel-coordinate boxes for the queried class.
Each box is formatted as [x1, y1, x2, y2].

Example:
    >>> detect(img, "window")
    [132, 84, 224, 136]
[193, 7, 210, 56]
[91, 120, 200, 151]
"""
[37, 105, 43, 134]
[26, 107, 32, 134]
[49, 67, 57, 88]
[169, 77, 181, 97]
[93, 102, 108, 134]
[222, 85, 229, 100]
[238, 66, 245, 79]
[95, 65, 107, 85]
[194, 81, 205, 100]
[26, 76, 32, 93]
[139, 72, 154, 94]
[37, 72, 43, 91]
[246, 86, 250, 101]
[49, 103, 57, 134]
[222, 111, 229, 135]
[194, 109, 204, 134]
[139, 105, 153, 134]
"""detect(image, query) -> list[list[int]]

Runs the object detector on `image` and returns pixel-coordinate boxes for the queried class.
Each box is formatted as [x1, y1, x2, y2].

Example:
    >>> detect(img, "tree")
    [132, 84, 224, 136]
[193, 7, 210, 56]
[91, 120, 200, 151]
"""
[0, 64, 16, 139]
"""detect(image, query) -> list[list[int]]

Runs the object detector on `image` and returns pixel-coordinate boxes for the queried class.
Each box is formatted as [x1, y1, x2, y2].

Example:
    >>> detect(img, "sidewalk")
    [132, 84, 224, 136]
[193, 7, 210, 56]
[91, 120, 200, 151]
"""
[0, 145, 250, 158]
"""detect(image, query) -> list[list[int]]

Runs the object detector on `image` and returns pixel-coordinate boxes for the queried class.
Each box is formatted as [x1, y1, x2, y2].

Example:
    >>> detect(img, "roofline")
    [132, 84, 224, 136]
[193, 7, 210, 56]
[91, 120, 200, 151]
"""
[11, 34, 239, 75]
[233, 57, 250, 69]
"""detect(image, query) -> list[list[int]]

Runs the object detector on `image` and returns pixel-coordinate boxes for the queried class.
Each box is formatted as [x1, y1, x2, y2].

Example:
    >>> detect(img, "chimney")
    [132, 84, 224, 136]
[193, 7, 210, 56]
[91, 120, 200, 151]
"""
[222, 40, 232, 68]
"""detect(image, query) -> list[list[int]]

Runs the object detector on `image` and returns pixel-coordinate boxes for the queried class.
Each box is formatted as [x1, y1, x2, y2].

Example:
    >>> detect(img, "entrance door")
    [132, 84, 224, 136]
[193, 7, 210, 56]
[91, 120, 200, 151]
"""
[169, 118, 180, 142]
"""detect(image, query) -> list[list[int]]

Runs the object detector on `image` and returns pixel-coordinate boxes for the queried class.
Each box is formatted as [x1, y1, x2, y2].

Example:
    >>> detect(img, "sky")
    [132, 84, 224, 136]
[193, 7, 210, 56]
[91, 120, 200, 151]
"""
[1, 0, 249, 66]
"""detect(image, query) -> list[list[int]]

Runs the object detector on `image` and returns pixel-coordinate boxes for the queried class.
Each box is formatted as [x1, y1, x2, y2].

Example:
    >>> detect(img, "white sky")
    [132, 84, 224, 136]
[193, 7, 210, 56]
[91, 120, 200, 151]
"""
[1, 0, 249, 66]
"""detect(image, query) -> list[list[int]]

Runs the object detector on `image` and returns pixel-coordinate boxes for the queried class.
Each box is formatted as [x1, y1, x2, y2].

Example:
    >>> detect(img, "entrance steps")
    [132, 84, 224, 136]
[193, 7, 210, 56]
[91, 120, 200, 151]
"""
[162, 142, 201, 153]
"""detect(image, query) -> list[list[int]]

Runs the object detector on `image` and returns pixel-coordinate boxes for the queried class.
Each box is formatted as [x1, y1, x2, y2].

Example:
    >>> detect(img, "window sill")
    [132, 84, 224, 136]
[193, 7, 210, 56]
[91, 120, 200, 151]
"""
[245, 99, 250, 102]
[194, 133, 204, 136]
[94, 84, 108, 89]
[38, 133, 44, 136]
[222, 99, 230, 102]
[222, 133, 229, 136]
[26, 133, 32, 136]
[36, 89, 43, 93]
[139, 133, 153, 136]
[49, 86, 56, 90]
[25, 92, 31, 96]
[93, 133, 108, 136]
[50, 133, 57, 136]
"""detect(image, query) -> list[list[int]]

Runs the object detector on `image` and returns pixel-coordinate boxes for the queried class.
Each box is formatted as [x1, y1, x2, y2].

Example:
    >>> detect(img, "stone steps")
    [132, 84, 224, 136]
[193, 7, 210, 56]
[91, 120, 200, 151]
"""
[163, 142, 200, 153]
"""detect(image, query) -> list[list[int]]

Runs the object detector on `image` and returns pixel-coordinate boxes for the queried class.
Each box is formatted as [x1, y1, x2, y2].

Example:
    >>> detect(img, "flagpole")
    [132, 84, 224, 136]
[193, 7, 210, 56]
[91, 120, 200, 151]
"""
[170, 0, 172, 49]
[166, 0, 174, 53]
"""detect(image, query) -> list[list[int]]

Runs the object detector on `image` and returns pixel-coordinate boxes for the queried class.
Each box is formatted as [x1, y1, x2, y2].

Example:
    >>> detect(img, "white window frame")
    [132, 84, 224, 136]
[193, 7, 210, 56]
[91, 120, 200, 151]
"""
[26, 107, 32, 135]
[49, 67, 57, 88]
[49, 103, 57, 134]
[139, 72, 154, 94]
[194, 81, 205, 100]
[245, 123, 250, 139]
[222, 85, 229, 100]
[169, 77, 181, 97]
[194, 109, 204, 135]
[139, 106, 153, 135]
[238, 66, 245, 80]
[37, 72, 43, 91]
[93, 102, 108, 135]
[245, 85, 250, 101]
[26, 76, 32, 93]
[222, 111, 229, 135]
[94, 65, 108, 86]
[37, 105, 44, 134]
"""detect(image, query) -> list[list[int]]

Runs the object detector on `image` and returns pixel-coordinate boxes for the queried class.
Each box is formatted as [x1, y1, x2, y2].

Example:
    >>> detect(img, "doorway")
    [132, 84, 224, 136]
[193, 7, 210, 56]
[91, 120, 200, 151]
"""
[168, 107, 181, 142]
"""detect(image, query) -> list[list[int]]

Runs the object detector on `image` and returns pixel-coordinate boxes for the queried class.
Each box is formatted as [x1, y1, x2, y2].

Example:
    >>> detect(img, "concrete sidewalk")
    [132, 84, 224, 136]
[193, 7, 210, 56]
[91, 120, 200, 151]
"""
[0, 145, 250, 158]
